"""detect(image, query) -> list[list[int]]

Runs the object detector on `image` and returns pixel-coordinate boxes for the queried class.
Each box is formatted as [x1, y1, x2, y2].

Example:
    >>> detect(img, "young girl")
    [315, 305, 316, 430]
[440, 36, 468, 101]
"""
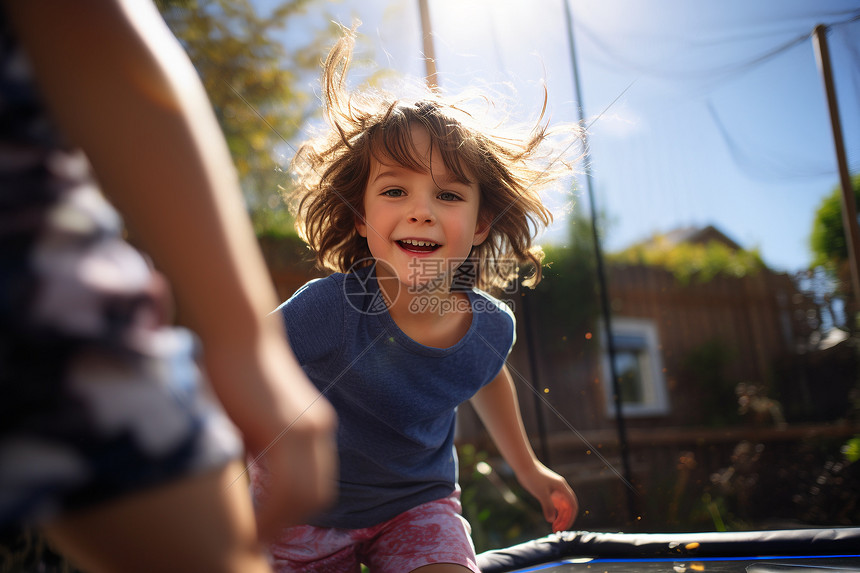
[252, 27, 579, 573]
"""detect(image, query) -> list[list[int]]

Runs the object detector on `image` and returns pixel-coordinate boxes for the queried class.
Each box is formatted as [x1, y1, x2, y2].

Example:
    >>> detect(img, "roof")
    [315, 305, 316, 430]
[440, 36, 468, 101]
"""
[637, 225, 744, 251]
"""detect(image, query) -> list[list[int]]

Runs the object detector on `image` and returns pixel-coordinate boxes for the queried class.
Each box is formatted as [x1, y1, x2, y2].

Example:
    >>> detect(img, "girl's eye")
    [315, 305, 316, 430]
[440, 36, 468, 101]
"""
[382, 188, 405, 197]
[438, 191, 462, 202]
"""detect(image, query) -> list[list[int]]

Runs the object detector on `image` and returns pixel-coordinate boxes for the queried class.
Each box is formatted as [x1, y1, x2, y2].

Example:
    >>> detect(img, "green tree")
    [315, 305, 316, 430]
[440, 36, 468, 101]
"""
[538, 215, 599, 316]
[155, 0, 339, 236]
[528, 210, 601, 355]
[608, 233, 764, 284]
[809, 174, 860, 329]
[810, 174, 860, 269]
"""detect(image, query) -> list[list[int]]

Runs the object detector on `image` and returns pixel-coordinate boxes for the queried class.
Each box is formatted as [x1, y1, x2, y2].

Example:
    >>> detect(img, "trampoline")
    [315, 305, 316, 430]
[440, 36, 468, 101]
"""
[476, 528, 860, 572]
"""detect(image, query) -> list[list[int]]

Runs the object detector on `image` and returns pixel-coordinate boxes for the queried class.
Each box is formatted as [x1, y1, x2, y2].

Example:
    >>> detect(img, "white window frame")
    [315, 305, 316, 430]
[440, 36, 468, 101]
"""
[599, 317, 669, 417]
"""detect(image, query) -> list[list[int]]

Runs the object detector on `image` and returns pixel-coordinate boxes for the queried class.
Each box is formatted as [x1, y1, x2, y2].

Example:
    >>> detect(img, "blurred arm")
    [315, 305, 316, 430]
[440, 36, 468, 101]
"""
[4, 0, 336, 532]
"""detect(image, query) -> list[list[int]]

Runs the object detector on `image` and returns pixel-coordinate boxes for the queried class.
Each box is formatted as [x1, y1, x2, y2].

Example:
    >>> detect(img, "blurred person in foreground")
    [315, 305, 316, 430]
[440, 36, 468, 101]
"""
[0, 1, 336, 572]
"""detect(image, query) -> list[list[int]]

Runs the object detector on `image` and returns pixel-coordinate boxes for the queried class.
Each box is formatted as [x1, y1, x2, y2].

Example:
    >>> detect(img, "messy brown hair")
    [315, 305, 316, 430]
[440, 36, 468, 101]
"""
[285, 27, 580, 289]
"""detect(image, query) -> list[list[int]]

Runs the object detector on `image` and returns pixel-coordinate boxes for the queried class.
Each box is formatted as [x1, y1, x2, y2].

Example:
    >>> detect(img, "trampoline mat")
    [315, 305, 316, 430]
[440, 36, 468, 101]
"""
[504, 554, 860, 572]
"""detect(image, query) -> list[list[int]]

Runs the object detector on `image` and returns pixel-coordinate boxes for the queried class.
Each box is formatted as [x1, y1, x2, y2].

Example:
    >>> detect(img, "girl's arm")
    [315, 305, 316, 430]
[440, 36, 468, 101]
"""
[470, 365, 578, 532]
[4, 0, 337, 538]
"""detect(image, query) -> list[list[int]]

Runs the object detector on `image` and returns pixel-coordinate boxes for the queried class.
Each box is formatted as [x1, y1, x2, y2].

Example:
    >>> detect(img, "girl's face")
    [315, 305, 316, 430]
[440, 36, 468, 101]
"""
[356, 125, 489, 293]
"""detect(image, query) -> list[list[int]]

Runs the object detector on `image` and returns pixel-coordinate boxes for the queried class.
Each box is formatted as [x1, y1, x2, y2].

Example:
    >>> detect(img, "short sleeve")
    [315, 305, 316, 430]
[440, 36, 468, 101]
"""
[467, 288, 516, 386]
[276, 276, 344, 366]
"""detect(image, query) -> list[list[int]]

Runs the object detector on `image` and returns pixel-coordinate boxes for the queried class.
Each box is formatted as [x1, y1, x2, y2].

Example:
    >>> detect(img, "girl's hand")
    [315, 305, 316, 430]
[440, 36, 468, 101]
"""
[519, 465, 578, 533]
[550, 490, 576, 533]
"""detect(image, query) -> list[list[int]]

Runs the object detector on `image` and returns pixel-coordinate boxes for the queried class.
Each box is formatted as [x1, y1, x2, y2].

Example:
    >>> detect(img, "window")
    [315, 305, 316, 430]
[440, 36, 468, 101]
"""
[600, 317, 669, 417]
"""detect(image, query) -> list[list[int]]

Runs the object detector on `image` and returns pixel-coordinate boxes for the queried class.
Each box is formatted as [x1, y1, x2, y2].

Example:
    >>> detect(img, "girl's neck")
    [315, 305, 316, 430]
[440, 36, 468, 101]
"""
[377, 273, 473, 349]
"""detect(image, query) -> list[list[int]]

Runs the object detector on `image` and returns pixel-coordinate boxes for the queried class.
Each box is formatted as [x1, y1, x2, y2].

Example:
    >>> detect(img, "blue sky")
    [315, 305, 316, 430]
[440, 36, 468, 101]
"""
[262, 0, 860, 272]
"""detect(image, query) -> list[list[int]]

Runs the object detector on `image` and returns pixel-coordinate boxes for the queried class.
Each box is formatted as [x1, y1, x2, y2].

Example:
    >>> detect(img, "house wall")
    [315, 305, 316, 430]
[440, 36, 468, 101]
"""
[452, 262, 854, 530]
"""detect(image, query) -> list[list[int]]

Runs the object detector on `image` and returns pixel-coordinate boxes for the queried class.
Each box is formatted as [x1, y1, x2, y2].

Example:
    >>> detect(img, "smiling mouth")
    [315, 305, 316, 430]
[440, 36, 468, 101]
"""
[397, 239, 441, 253]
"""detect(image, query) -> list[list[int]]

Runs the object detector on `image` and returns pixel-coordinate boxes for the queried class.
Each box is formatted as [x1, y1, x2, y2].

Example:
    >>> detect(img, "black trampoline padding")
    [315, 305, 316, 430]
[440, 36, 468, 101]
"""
[476, 528, 860, 573]
[481, 555, 860, 572]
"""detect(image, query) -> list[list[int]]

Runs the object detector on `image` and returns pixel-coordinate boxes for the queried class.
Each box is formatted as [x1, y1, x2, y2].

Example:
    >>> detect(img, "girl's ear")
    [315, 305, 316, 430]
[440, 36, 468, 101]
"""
[355, 214, 368, 237]
[472, 216, 490, 246]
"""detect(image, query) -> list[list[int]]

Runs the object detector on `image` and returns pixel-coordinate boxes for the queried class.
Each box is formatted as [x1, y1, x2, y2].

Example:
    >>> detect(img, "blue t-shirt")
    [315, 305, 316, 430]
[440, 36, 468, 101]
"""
[277, 264, 515, 528]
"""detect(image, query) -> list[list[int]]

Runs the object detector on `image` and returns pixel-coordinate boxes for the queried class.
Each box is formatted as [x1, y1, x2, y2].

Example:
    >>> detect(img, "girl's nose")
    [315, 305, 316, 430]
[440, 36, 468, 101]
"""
[409, 213, 434, 223]
[407, 195, 435, 223]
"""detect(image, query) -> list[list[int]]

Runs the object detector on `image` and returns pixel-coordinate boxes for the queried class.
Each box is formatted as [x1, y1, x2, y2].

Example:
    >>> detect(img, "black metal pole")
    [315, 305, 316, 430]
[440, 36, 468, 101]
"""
[813, 24, 860, 307]
[562, 0, 637, 523]
[522, 292, 551, 464]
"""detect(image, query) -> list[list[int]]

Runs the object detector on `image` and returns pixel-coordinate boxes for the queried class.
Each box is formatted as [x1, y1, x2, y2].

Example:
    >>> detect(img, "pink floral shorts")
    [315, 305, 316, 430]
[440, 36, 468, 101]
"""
[266, 492, 479, 573]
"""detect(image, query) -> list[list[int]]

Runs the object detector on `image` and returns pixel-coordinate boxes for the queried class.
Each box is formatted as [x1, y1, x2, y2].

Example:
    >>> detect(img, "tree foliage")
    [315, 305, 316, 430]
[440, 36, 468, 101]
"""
[527, 211, 601, 355]
[155, 0, 339, 236]
[608, 234, 765, 284]
[810, 174, 860, 272]
[807, 174, 860, 330]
